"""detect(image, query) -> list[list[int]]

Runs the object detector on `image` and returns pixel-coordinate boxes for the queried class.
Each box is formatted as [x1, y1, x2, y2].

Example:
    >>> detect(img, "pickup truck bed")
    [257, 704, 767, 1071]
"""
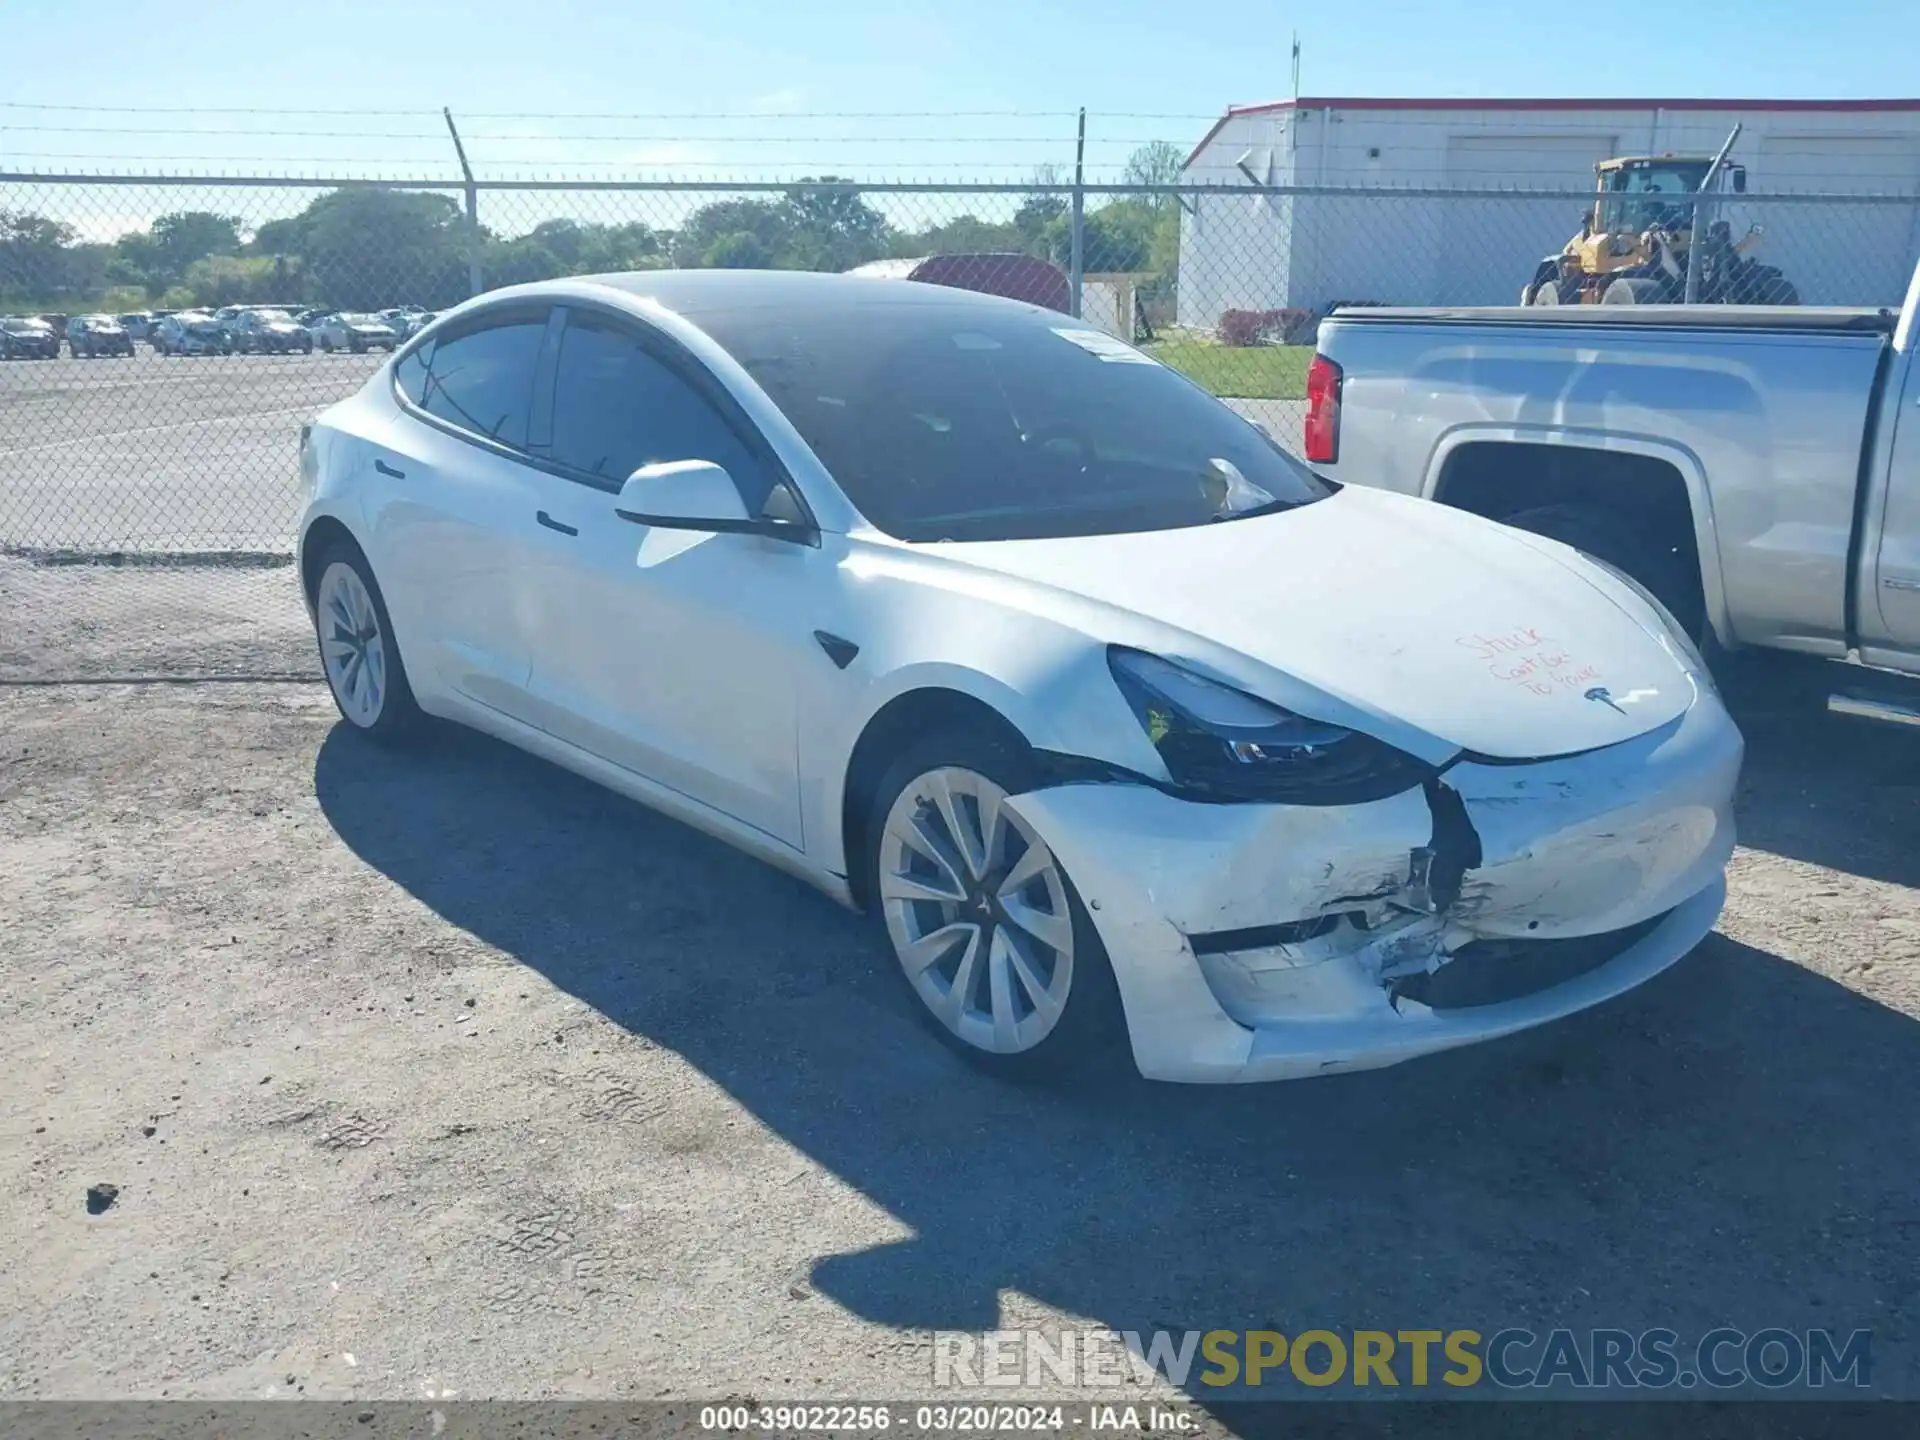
[1309, 273, 1920, 691]
[1330, 305, 1896, 333]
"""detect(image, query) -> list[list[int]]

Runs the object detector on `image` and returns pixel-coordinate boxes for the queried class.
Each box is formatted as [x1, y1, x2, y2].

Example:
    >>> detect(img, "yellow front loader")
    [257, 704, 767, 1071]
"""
[1523, 150, 1799, 306]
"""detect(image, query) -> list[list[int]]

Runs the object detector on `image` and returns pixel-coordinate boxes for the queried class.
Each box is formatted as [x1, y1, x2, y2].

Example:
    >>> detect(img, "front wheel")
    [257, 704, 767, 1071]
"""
[866, 730, 1126, 1079]
[1602, 277, 1672, 305]
[312, 545, 423, 741]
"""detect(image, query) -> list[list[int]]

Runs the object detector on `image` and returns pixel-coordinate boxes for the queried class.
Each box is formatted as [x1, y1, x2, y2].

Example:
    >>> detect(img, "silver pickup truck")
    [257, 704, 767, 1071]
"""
[1308, 256, 1920, 725]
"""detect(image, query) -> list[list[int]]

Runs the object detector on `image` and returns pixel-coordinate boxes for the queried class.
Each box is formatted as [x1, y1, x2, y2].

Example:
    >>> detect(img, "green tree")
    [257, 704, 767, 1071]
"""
[890, 213, 1026, 258]
[177, 254, 293, 307]
[0, 211, 80, 303]
[1121, 140, 1186, 201]
[777, 178, 892, 270]
[1014, 165, 1069, 254]
[672, 198, 792, 268]
[296, 188, 468, 308]
[146, 211, 243, 287]
[707, 232, 778, 268]
[1046, 203, 1153, 274]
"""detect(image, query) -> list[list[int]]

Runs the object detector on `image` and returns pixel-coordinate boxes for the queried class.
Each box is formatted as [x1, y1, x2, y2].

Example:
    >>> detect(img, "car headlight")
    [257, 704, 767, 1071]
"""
[1583, 559, 1717, 696]
[1106, 647, 1432, 805]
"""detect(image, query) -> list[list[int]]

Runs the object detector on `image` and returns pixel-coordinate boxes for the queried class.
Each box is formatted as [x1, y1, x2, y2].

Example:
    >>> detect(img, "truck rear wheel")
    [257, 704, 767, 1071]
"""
[1502, 503, 1695, 636]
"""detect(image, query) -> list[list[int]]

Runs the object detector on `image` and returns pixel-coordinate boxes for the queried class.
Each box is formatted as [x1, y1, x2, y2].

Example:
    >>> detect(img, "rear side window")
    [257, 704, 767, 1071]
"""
[545, 309, 772, 504]
[394, 342, 432, 408]
[412, 315, 547, 451]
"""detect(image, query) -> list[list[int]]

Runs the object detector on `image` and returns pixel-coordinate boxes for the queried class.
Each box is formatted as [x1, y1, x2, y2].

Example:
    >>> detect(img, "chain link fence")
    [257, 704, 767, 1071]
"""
[4, 171, 1917, 679]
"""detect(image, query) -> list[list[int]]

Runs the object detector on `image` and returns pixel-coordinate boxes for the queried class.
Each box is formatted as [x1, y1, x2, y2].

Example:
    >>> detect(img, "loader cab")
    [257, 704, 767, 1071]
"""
[1594, 156, 1745, 235]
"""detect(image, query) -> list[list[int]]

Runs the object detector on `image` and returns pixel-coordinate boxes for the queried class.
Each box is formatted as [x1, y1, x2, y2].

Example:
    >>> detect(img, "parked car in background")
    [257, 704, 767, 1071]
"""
[1310, 254, 1920, 726]
[311, 312, 400, 353]
[0, 315, 62, 359]
[399, 310, 438, 338]
[847, 253, 1074, 314]
[370, 305, 424, 337]
[298, 271, 1739, 1084]
[65, 314, 135, 357]
[230, 308, 315, 354]
[154, 311, 230, 356]
[115, 312, 156, 340]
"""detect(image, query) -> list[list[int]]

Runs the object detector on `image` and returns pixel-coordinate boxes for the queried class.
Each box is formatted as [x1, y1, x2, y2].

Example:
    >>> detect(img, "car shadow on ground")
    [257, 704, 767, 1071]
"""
[1719, 671, 1920, 889]
[313, 719, 1920, 1422]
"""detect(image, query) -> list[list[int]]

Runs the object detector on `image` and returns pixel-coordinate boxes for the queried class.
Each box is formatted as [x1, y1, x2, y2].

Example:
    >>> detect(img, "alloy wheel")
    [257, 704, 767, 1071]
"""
[316, 561, 388, 728]
[878, 766, 1075, 1055]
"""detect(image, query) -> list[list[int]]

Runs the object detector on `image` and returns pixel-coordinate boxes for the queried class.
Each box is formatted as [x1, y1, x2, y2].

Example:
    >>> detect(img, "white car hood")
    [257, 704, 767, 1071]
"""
[937, 486, 1696, 761]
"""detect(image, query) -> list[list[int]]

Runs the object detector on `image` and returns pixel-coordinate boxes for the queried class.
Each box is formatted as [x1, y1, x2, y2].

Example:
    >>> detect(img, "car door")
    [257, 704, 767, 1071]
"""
[519, 303, 815, 848]
[369, 306, 554, 721]
[1871, 340, 1920, 647]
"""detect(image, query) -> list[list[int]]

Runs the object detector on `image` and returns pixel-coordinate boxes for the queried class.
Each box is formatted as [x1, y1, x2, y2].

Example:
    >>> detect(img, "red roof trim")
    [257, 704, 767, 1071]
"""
[1183, 95, 1920, 168]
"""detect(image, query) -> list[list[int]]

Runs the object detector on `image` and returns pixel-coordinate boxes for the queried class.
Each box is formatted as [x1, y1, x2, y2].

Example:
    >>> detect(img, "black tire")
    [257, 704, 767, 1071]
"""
[310, 541, 424, 742]
[348, 339, 364, 354]
[1743, 268, 1800, 306]
[300, 336, 313, 354]
[863, 725, 1129, 1081]
[1602, 278, 1671, 305]
[1502, 503, 1698, 636]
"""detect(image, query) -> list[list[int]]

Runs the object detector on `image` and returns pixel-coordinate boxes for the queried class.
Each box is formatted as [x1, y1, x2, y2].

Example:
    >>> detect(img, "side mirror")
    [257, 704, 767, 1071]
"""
[613, 459, 817, 546]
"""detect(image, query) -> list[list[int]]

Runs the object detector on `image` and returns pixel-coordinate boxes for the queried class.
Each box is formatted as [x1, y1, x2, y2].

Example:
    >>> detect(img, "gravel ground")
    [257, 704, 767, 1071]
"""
[0, 670, 1915, 1412]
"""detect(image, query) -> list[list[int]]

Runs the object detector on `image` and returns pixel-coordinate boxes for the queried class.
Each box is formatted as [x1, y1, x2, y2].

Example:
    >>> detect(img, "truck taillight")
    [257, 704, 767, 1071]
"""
[1304, 353, 1342, 465]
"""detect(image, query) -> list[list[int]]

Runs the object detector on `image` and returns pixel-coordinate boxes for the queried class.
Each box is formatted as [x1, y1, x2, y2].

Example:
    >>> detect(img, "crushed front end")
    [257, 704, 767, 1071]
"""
[1005, 692, 1741, 1083]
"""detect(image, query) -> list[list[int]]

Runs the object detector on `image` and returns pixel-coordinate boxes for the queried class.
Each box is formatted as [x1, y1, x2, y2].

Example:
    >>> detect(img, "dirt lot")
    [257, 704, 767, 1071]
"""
[0, 670, 1917, 1409]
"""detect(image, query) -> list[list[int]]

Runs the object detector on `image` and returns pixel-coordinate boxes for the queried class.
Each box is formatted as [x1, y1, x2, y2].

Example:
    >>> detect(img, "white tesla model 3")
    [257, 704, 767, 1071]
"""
[298, 271, 1741, 1083]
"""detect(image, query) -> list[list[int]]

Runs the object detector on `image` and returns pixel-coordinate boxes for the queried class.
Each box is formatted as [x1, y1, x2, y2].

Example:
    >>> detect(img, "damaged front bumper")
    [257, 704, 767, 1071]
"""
[1006, 692, 1741, 1083]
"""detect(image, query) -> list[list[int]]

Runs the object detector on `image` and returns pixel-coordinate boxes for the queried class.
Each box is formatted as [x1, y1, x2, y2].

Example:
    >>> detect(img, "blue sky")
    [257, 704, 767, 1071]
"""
[2, 0, 1912, 181]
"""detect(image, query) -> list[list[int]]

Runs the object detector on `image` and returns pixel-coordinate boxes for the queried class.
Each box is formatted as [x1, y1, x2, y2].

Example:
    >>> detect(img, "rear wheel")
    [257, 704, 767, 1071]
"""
[312, 545, 422, 741]
[1743, 268, 1800, 305]
[1503, 502, 1698, 637]
[866, 728, 1127, 1080]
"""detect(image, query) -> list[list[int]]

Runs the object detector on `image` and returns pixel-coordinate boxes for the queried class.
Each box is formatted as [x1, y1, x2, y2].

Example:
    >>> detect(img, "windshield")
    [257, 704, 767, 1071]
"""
[702, 298, 1329, 543]
[1597, 161, 1711, 233]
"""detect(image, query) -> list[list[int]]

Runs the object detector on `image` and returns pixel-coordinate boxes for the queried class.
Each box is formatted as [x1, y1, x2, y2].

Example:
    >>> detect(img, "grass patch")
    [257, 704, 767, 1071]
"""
[1144, 340, 1312, 400]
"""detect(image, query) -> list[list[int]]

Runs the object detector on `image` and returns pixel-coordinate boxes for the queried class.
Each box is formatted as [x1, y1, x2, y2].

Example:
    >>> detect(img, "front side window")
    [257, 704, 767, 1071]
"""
[545, 309, 771, 505]
[414, 314, 546, 451]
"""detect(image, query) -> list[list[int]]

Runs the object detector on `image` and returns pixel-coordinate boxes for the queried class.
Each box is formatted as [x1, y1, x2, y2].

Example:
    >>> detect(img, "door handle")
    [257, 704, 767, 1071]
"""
[536, 510, 579, 537]
[374, 458, 405, 479]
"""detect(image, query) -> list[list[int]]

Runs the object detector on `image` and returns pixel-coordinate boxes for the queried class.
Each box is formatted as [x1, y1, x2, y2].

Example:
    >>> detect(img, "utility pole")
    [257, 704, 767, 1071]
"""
[1683, 122, 1741, 304]
[443, 108, 484, 298]
[1069, 107, 1086, 318]
[1291, 34, 1301, 102]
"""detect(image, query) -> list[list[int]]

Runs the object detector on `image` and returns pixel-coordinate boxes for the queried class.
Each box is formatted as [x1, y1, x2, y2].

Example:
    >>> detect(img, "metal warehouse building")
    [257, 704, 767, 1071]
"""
[1175, 97, 1920, 326]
